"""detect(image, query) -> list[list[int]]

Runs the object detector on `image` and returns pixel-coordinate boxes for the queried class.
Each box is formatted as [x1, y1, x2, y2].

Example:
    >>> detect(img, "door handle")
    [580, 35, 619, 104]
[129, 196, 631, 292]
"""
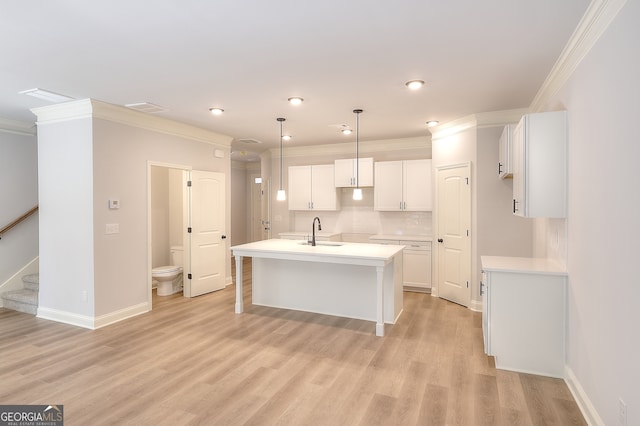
[437, 238, 443, 243]
[221, 235, 227, 239]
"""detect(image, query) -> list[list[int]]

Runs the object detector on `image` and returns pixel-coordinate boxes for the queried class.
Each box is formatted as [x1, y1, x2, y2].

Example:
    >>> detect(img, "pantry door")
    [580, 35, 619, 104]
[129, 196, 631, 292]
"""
[436, 163, 471, 307]
[184, 170, 226, 297]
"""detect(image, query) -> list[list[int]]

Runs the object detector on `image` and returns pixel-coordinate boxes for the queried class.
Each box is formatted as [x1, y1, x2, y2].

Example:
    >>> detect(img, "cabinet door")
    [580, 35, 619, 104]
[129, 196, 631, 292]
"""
[403, 247, 431, 289]
[288, 165, 312, 210]
[357, 157, 374, 187]
[334, 159, 355, 187]
[335, 158, 374, 187]
[512, 111, 567, 218]
[512, 121, 525, 217]
[310, 164, 338, 210]
[403, 159, 432, 211]
[498, 124, 512, 179]
[374, 161, 403, 211]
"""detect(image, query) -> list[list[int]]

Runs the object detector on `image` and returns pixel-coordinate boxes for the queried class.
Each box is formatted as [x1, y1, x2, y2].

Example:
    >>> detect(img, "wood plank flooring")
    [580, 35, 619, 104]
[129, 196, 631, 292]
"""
[0, 259, 585, 425]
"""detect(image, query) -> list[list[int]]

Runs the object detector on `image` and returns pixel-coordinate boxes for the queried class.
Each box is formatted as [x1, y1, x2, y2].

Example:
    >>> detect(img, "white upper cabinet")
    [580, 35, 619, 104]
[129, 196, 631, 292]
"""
[374, 159, 432, 211]
[334, 157, 374, 187]
[288, 164, 339, 211]
[512, 111, 567, 218]
[498, 124, 513, 179]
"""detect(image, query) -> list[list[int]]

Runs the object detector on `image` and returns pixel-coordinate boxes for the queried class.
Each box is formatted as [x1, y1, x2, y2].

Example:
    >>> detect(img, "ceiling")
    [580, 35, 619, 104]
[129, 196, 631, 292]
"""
[1, 1, 589, 162]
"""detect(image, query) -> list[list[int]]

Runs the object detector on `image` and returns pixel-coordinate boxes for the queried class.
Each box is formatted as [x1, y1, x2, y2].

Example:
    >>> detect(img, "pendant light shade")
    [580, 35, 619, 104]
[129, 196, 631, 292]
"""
[353, 109, 363, 201]
[277, 117, 286, 201]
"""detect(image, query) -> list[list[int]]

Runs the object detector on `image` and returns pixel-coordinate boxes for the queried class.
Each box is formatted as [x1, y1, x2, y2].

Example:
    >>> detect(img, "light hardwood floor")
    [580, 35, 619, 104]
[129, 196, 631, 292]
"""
[0, 259, 585, 425]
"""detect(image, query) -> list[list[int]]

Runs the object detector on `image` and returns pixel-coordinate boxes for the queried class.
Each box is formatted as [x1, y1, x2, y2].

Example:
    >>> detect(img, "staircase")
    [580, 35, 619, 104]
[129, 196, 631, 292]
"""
[1, 274, 39, 315]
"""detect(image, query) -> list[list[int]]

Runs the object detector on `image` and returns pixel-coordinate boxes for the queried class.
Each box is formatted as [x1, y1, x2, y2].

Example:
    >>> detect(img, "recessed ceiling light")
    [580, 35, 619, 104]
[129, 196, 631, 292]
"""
[426, 120, 439, 127]
[405, 80, 425, 90]
[19, 88, 74, 103]
[209, 107, 224, 115]
[341, 129, 352, 135]
[282, 135, 292, 141]
[288, 97, 304, 105]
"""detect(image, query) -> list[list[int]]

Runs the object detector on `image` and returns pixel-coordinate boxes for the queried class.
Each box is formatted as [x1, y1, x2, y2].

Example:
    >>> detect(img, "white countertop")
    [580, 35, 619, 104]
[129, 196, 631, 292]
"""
[232, 238, 404, 266]
[481, 256, 567, 275]
[370, 234, 433, 242]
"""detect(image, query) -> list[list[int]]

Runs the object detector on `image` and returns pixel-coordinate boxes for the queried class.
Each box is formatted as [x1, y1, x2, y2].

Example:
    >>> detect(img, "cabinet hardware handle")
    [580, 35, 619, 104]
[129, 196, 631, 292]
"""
[437, 238, 443, 243]
[480, 281, 485, 296]
[513, 199, 518, 213]
[498, 162, 503, 175]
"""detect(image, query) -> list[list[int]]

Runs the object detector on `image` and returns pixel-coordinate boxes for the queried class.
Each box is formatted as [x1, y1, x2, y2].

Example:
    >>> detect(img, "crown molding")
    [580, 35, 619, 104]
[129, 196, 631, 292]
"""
[0, 117, 37, 136]
[270, 135, 431, 159]
[31, 98, 233, 148]
[530, 0, 627, 112]
[431, 108, 528, 141]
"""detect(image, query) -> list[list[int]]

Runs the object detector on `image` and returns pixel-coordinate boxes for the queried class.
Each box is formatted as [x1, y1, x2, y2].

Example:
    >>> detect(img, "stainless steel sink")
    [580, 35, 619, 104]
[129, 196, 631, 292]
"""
[298, 241, 344, 247]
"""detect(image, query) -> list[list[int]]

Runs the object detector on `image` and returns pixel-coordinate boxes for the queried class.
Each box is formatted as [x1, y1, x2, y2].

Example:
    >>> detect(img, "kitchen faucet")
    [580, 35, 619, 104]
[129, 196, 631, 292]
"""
[311, 216, 322, 246]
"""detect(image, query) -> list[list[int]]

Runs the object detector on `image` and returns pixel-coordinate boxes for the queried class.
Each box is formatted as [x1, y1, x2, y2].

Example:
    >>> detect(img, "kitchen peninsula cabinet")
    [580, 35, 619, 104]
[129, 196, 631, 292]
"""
[288, 164, 338, 211]
[512, 111, 567, 218]
[334, 157, 374, 187]
[374, 159, 432, 211]
[481, 256, 567, 378]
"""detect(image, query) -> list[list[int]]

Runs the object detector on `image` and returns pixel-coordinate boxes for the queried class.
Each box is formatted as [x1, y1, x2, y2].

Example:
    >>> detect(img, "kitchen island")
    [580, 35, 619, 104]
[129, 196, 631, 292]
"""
[230, 239, 405, 336]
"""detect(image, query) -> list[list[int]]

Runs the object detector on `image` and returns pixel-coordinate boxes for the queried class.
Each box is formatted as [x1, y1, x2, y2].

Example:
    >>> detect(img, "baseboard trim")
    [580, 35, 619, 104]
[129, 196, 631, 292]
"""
[468, 299, 483, 312]
[37, 302, 150, 330]
[0, 257, 39, 307]
[94, 302, 150, 329]
[37, 307, 96, 329]
[565, 366, 604, 426]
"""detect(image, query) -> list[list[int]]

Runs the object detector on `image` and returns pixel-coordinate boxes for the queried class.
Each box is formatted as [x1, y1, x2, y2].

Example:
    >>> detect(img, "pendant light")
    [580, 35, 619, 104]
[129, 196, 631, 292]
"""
[353, 109, 363, 201]
[276, 117, 287, 201]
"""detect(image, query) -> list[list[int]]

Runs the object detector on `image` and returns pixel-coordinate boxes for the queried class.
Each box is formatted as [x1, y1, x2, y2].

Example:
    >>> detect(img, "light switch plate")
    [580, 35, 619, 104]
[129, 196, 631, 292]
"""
[106, 223, 119, 234]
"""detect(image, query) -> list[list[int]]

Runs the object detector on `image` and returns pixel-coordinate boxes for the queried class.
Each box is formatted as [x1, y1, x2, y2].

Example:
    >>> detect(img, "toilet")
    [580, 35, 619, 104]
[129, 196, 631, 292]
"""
[152, 246, 184, 296]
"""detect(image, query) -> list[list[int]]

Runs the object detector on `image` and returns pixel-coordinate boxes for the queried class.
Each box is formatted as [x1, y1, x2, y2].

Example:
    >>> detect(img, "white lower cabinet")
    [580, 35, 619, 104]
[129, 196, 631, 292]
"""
[370, 236, 432, 291]
[481, 256, 567, 378]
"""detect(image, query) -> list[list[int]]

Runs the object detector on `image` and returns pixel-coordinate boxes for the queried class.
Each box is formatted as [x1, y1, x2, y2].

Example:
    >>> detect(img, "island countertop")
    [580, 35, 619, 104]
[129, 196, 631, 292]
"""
[231, 238, 404, 267]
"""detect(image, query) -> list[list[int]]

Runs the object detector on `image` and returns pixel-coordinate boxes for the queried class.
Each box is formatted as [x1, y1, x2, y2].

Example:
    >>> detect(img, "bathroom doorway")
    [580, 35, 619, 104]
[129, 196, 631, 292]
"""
[147, 162, 227, 308]
[149, 163, 189, 306]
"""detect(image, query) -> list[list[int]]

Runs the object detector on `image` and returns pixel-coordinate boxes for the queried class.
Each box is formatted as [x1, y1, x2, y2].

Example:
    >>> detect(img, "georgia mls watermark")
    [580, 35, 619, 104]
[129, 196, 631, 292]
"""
[0, 405, 63, 426]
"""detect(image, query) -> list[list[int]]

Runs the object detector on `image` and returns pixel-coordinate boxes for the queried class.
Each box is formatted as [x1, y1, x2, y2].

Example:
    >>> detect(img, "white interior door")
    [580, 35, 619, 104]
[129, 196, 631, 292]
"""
[436, 163, 471, 307]
[185, 170, 226, 297]
[249, 173, 263, 242]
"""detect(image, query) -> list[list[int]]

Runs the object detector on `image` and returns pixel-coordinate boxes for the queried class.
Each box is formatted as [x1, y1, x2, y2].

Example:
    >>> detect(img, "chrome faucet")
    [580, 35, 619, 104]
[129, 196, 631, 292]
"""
[311, 216, 322, 246]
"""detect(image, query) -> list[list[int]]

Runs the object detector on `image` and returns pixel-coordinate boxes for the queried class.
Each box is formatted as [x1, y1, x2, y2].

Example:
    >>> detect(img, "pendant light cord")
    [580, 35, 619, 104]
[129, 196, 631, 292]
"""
[277, 117, 285, 192]
[353, 109, 363, 188]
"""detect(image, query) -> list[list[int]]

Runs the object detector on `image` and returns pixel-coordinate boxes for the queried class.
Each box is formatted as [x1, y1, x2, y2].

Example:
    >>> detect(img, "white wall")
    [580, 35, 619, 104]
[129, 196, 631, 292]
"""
[37, 118, 96, 317]
[34, 99, 232, 326]
[538, 1, 639, 423]
[150, 166, 170, 267]
[0, 128, 39, 286]
[231, 161, 248, 246]
[92, 117, 231, 317]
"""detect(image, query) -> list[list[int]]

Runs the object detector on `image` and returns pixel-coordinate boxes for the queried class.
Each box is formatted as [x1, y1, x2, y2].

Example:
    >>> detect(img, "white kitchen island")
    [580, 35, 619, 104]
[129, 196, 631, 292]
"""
[231, 239, 404, 336]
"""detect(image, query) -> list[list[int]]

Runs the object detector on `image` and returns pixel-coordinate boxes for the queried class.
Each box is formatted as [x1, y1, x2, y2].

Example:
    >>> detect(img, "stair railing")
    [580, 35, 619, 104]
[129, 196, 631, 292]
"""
[0, 205, 38, 240]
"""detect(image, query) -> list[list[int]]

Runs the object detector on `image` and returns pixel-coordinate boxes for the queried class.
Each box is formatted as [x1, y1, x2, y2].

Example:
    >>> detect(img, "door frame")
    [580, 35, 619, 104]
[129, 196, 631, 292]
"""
[146, 161, 191, 309]
[433, 161, 472, 306]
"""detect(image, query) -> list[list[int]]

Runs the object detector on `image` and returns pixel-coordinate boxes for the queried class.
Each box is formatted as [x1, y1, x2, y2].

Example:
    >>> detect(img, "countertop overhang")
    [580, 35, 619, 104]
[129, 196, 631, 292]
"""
[231, 238, 404, 267]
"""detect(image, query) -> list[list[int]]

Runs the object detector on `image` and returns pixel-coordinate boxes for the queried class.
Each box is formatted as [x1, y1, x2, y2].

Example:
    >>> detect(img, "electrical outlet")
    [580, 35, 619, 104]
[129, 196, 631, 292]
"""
[618, 398, 627, 426]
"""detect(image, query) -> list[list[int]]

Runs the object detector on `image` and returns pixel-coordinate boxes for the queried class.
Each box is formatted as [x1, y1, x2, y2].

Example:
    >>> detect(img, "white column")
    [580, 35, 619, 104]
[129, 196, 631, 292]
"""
[234, 255, 243, 314]
[376, 265, 385, 336]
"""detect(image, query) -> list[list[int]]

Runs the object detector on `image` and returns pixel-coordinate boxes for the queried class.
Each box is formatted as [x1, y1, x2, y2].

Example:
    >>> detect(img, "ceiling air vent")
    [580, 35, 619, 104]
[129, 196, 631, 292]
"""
[125, 102, 167, 113]
[238, 138, 263, 145]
